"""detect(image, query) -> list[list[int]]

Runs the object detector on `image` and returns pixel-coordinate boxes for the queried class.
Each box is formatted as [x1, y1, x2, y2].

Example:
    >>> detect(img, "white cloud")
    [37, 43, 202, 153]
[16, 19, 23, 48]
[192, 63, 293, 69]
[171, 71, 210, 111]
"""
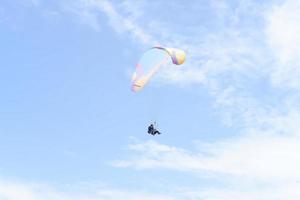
[113, 121, 300, 181]
[113, 122, 300, 199]
[266, 0, 300, 63]
[7, 177, 300, 200]
[64, 0, 156, 45]
[183, 184, 300, 200]
[266, 0, 300, 89]
[0, 179, 175, 200]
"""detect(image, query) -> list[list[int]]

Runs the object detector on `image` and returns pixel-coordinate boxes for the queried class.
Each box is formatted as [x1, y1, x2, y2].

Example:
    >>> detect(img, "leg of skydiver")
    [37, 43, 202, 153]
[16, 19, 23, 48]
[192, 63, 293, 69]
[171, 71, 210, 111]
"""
[153, 130, 157, 135]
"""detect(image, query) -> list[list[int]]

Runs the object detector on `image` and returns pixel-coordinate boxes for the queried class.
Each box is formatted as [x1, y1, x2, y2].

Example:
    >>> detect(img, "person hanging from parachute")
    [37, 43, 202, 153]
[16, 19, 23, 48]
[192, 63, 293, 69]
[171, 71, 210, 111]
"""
[147, 123, 161, 135]
[131, 46, 186, 135]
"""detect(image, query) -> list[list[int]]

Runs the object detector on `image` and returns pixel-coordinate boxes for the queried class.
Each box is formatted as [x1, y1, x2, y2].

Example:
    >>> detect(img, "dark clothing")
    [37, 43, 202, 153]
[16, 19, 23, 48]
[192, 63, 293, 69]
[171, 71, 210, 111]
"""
[148, 124, 161, 135]
[148, 124, 154, 134]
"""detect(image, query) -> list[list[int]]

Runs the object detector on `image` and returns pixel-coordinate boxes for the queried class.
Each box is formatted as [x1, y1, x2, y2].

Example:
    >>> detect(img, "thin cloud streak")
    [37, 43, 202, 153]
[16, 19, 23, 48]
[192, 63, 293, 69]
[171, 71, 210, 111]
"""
[0, 179, 176, 200]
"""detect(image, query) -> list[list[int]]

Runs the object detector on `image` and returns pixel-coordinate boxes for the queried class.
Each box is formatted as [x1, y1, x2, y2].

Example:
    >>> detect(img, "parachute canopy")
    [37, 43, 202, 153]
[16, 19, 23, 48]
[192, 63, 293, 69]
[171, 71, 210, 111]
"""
[131, 47, 186, 92]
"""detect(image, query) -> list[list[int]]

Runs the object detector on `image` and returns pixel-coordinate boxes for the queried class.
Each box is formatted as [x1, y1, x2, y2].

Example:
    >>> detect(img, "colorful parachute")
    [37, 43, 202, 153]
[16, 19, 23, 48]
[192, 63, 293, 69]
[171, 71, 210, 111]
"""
[131, 47, 186, 92]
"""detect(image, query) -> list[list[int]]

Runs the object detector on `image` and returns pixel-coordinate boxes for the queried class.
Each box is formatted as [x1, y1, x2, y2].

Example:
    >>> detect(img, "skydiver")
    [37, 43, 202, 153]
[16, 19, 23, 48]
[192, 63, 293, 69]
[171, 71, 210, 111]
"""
[147, 124, 161, 135]
[148, 124, 154, 134]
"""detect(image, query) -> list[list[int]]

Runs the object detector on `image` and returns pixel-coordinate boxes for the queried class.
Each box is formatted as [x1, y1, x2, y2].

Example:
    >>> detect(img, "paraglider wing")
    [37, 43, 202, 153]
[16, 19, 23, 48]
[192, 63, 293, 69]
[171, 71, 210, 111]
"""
[154, 47, 186, 65]
[131, 47, 186, 92]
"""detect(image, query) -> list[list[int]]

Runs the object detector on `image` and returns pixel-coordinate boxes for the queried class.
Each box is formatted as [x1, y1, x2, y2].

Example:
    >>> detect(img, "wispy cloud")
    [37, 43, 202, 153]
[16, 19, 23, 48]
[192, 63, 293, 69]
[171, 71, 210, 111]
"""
[0, 179, 176, 200]
[182, 184, 300, 200]
[113, 121, 300, 199]
[266, 0, 300, 89]
[63, 0, 156, 45]
[114, 124, 300, 180]
[5, 175, 300, 200]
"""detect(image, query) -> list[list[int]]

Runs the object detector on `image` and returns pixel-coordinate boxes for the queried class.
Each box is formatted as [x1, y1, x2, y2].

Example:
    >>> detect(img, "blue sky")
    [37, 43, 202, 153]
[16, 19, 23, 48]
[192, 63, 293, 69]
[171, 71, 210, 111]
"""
[1, 0, 300, 199]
